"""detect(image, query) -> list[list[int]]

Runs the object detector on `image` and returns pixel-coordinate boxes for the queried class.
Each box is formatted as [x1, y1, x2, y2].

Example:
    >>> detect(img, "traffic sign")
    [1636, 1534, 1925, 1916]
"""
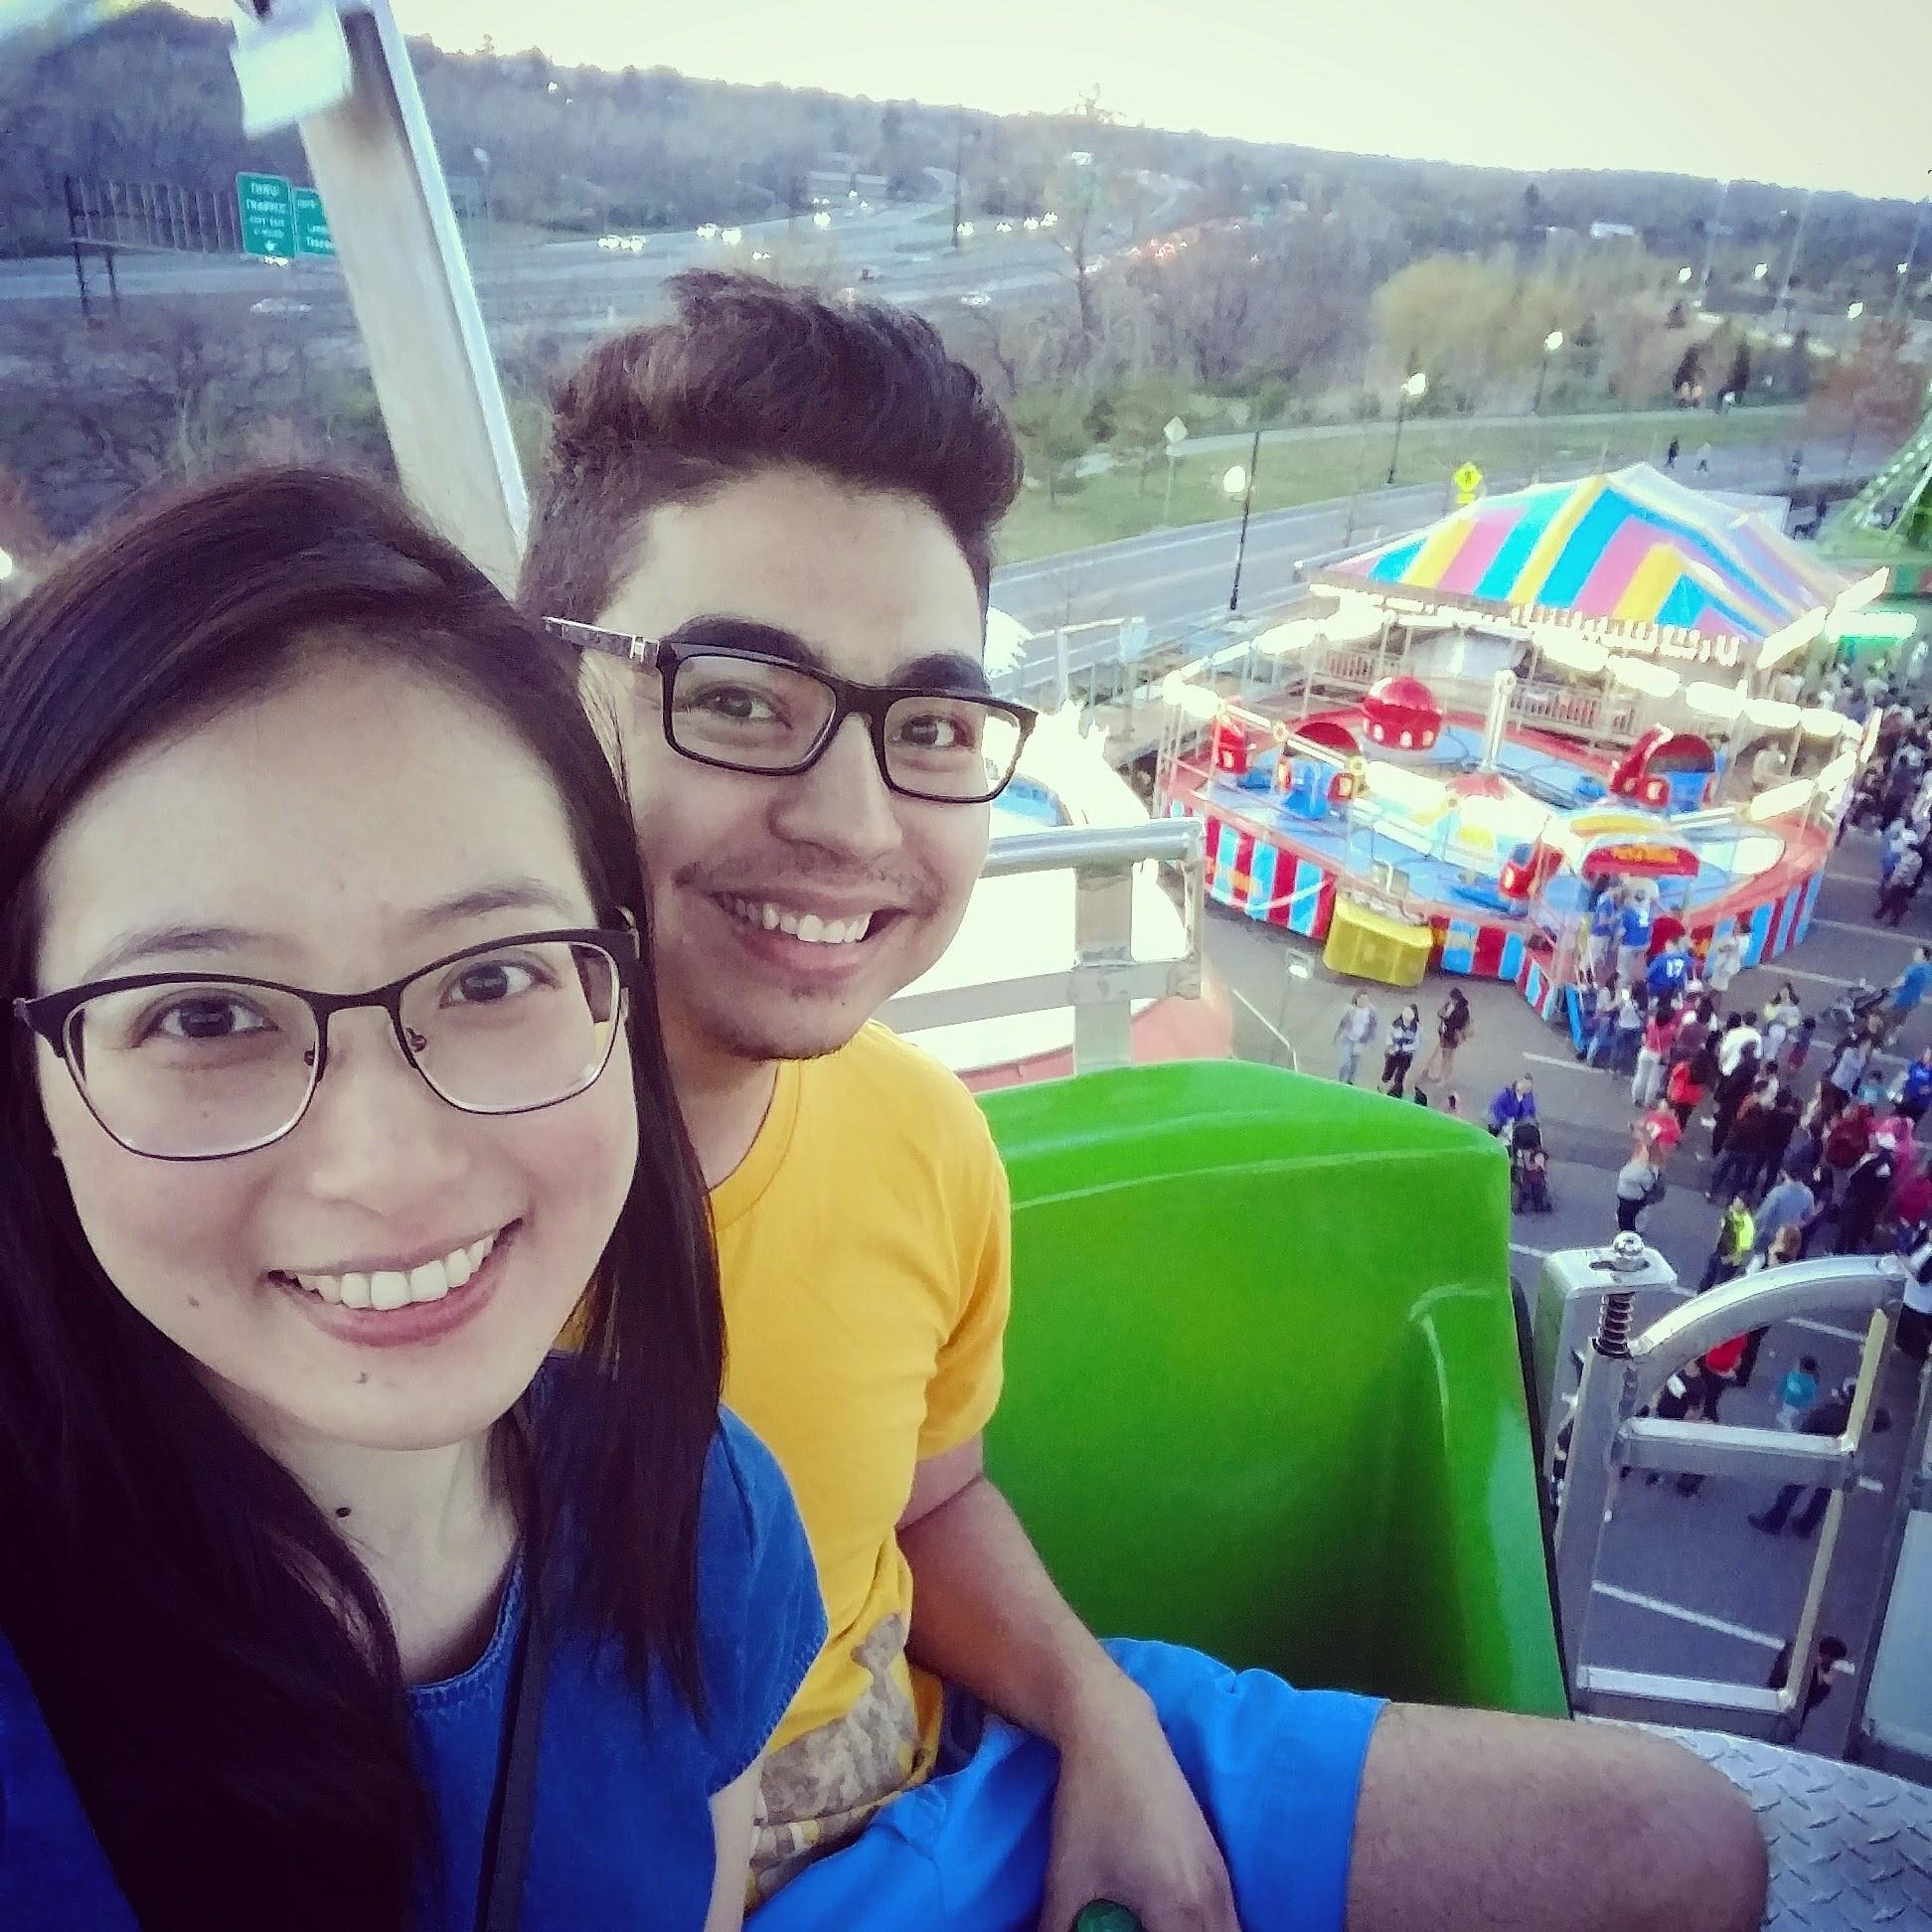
[1163, 415, 1189, 446]
[1453, 461, 1485, 505]
[292, 186, 334, 259]
[237, 171, 294, 258]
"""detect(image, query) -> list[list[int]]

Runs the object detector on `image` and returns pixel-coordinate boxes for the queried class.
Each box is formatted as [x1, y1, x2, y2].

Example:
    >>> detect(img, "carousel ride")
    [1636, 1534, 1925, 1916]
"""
[1160, 464, 1889, 1016]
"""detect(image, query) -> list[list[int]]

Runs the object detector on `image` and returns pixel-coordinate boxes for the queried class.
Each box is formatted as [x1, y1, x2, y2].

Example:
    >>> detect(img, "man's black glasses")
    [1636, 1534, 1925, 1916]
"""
[547, 618, 1036, 805]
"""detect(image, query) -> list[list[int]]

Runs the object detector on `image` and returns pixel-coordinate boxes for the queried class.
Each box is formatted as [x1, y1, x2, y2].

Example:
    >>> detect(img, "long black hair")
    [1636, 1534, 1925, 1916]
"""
[0, 469, 725, 1930]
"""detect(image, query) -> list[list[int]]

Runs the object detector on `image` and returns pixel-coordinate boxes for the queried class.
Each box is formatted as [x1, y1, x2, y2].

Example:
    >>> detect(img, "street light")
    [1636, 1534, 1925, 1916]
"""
[1774, 186, 1815, 327]
[1753, 261, 1770, 281]
[1677, 265, 1693, 284]
[1530, 332, 1563, 482]
[1695, 177, 1729, 308]
[1386, 370, 1426, 485]
[1848, 300, 1864, 321]
[813, 210, 832, 230]
[1224, 427, 1263, 612]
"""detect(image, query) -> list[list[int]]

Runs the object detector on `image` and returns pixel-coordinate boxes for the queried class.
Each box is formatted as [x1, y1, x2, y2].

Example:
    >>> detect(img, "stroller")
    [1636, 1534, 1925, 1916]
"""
[1508, 1118, 1554, 1214]
[1827, 976, 1888, 1037]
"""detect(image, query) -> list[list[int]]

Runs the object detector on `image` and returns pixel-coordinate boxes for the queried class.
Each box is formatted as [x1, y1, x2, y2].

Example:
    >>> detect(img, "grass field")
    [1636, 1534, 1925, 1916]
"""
[997, 405, 1808, 564]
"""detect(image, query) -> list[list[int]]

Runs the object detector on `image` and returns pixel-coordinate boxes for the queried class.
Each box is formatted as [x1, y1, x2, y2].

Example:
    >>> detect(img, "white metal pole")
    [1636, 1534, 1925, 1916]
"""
[252, 0, 529, 587]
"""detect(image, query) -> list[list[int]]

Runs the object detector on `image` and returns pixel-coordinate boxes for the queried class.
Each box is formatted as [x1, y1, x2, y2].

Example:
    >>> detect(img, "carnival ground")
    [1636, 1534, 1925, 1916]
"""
[1204, 811, 1926, 1749]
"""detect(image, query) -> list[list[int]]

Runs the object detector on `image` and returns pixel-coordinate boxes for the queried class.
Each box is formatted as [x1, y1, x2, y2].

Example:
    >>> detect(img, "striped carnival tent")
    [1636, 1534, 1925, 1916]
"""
[1312, 463, 1877, 670]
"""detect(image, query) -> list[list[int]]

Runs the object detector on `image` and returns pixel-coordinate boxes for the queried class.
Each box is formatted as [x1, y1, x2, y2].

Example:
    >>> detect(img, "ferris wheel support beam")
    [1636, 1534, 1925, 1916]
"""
[230, 0, 527, 588]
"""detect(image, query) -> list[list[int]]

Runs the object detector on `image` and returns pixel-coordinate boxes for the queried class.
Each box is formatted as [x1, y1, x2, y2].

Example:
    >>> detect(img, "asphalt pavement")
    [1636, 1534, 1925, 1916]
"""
[988, 434, 1891, 640]
[1200, 816, 1928, 1748]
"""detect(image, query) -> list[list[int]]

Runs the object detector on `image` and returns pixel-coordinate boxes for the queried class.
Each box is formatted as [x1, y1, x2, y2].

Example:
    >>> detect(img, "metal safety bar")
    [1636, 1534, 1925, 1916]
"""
[880, 820, 1205, 1074]
[1551, 1244, 1932, 1749]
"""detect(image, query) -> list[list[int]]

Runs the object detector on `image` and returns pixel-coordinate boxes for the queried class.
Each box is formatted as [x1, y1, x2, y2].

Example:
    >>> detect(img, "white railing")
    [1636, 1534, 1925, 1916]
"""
[880, 820, 1205, 1074]
[1547, 1241, 1930, 1759]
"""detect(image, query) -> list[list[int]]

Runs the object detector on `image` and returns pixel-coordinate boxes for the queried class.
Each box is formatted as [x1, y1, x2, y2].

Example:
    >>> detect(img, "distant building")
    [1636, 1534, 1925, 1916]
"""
[1589, 221, 1639, 242]
[807, 166, 887, 199]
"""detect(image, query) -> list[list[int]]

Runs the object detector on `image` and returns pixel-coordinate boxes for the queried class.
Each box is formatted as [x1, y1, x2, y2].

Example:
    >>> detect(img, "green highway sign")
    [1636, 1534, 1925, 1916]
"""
[237, 171, 294, 258]
[291, 186, 334, 259]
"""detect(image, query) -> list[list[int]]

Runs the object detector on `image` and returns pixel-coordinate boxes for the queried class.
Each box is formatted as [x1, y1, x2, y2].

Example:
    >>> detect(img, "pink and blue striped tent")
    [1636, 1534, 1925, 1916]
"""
[1313, 464, 1854, 651]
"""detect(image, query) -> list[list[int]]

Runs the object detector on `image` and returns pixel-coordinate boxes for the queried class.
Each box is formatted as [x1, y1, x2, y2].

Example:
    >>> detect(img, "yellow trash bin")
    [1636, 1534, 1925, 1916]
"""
[1323, 896, 1432, 987]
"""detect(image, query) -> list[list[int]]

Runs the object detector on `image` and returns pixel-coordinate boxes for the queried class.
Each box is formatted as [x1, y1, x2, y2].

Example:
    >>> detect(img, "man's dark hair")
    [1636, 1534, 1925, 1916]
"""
[520, 269, 1024, 624]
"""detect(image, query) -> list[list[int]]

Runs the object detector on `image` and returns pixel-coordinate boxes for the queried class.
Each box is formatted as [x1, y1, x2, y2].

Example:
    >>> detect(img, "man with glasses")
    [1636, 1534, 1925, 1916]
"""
[521, 271, 1766, 1931]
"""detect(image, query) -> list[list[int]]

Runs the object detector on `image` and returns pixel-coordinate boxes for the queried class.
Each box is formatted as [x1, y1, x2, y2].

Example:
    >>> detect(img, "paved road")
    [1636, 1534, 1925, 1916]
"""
[988, 434, 1890, 640]
[1200, 815, 1928, 1752]
[0, 193, 1111, 328]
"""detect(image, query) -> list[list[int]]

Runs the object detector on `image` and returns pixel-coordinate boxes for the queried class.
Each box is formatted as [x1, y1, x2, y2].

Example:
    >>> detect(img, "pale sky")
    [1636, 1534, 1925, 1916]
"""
[200, 0, 1930, 201]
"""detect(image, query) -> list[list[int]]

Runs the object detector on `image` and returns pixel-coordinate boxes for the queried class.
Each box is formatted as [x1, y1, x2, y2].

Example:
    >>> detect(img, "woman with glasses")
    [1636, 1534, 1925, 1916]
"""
[0, 470, 823, 1931]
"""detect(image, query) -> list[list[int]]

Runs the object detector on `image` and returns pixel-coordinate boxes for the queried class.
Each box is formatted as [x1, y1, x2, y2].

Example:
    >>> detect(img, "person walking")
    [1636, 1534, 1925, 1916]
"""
[1335, 991, 1379, 1085]
[1752, 1164, 1817, 1256]
[1771, 1355, 1821, 1432]
[1611, 983, 1646, 1075]
[1876, 843, 1925, 926]
[1707, 1048, 1764, 1164]
[1666, 1047, 1714, 1132]
[1820, 1034, 1873, 1121]
[1646, 934, 1692, 1007]
[1659, 1333, 1747, 1497]
[1615, 889, 1653, 987]
[1486, 1076, 1537, 1139]
[1697, 1196, 1756, 1293]
[1895, 1045, 1932, 1124]
[1835, 1134, 1899, 1254]
[1883, 946, 1932, 1036]
[1672, 993, 1715, 1069]
[1632, 1000, 1677, 1109]
[1586, 887, 1620, 984]
[1783, 1015, 1819, 1084]
[1750, 1380, 1888, 1536]
[1901, 1231, 1932, 1362]
[1379, 1002, 1421, 1096]
[1716, 1010, 1763, 1080]
[1585, 978, 1621, 1065]
[1421, 985, 1473, 1087]
[1761, 984, 1802, 1059]
[1766, 1636, 1849, 1733]
[1702, 928, 1745, 998]
[1616, 1137, 1664, 1233]
[1694, 441, 1711, 475]
[1666, 435, 1681, 469]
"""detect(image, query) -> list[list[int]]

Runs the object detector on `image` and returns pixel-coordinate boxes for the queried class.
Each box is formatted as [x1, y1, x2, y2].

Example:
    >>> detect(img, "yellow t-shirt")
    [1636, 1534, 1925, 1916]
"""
[717, 1023, 1010, 1899]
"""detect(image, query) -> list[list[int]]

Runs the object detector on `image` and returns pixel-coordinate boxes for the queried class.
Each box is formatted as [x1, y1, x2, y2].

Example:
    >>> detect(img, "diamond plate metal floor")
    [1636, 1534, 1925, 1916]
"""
[1637, 1724, 1932, 1928]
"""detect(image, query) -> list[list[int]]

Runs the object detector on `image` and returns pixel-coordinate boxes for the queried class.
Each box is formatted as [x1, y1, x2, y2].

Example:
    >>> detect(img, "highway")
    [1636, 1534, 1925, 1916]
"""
[0, 186, 1167, 330]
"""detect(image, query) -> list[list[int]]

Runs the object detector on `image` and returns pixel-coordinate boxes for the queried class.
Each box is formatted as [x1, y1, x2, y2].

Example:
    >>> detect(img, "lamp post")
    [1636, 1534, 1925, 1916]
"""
[1530, 331, 1562, 482]
[1842, 302, 1868, 470]
[1225, 424, 1262, 612]
[950, 113, 976, 251]
[1385, 370, 1426, 486]
[1694, 177, 1729, 308]
[1894, 183, 1929, 320]
[1774, 187, 1814, 329]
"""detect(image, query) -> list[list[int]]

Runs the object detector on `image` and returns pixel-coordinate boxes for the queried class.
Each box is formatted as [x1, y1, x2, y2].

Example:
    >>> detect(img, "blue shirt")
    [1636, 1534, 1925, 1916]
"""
[1903, 1059, 1932, 1107]
[1893, 960, 1932, 1012]
[0, 1389, 825, 1931]
[1646, 950, 1689, 999]
[1754, 1178, 1815, 1249]
[1619, 902, 1652, 947]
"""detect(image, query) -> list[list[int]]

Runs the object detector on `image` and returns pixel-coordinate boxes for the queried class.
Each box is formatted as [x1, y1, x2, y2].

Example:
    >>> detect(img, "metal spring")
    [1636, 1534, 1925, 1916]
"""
[1595, 1289, 1635, 1359]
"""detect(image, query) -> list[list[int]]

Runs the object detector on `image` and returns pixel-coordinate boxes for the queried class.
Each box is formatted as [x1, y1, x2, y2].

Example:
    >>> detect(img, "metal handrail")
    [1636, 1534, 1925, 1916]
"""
[1549, 1242, 1931, 1751]
[880, 820, 1206, 1073]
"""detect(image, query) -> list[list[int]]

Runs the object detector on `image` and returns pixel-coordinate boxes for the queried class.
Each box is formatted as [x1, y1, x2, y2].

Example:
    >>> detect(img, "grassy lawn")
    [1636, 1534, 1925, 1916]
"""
[996, 405, 1807, 564]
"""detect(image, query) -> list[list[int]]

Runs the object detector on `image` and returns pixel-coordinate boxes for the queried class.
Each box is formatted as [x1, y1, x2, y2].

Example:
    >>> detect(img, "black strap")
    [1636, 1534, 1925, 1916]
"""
[474, 1571, 550, 1932]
